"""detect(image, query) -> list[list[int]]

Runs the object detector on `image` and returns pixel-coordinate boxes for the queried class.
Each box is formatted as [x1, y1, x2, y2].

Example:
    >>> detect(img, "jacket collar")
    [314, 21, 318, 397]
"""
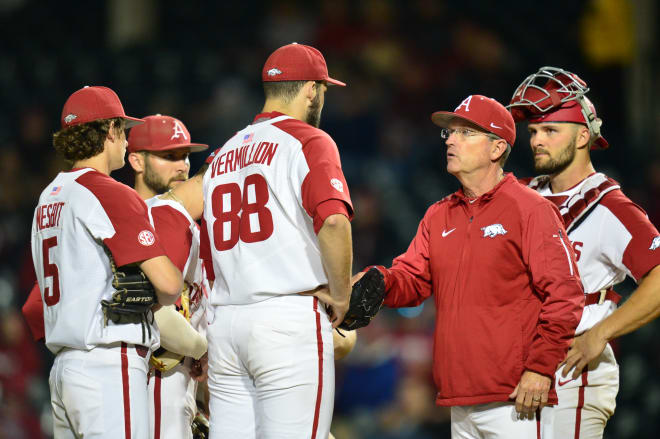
[449, 173, 516, 206]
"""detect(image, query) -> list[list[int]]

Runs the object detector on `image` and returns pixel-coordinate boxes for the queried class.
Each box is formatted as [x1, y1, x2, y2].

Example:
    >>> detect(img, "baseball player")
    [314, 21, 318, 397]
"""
[32, 86, 183, 438]
[200, 43, 353, 439]
[355, 95, 584, 438]
[126, 114, 211, 439]
[509, 66, 660, 438]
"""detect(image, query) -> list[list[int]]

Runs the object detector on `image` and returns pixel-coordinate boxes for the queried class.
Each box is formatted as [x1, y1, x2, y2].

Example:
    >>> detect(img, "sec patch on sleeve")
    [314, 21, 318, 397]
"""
[138, 230, 155, 246]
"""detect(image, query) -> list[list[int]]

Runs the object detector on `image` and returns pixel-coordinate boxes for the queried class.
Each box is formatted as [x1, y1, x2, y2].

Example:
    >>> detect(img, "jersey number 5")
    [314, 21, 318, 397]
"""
[42, 237, 61, 306]
[211, 174, 274, 251]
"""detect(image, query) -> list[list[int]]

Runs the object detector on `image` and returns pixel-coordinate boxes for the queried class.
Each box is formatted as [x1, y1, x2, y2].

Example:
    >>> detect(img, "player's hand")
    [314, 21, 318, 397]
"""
[508, 370, 551, 417]
[190, 352, 208, 382]
[300, 285, 349, 329]
[319, 292, 350, 329]
[560, 328, 607, 380]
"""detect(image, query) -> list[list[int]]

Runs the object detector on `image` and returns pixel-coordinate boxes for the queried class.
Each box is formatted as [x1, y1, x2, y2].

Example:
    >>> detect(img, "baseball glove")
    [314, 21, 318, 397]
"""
[338, 267, 386, 331]
[150, 347, 185, 372]
[101, 258, 156, 343]
[191, 412, 209, 439]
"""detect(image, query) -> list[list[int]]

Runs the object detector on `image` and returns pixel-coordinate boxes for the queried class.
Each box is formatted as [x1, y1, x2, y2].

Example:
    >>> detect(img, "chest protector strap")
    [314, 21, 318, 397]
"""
[527, 173, 620, 233]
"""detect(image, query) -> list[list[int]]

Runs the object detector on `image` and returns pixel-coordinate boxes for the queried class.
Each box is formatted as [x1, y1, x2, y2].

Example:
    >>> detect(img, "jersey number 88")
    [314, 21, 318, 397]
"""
[211, 174, 274, 251]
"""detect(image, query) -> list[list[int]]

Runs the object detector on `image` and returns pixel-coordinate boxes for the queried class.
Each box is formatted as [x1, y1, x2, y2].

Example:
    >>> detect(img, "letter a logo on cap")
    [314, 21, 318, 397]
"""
[171, 120, 188, 140]
[455, 95, 473, 112]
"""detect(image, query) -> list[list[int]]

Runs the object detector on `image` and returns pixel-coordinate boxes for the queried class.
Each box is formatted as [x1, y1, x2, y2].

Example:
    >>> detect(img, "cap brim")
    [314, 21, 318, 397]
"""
[431, 111, 488, 132]
[182, 143, 209, 153]
[325, 77, 346, 87]
[123, 116, 145, 128]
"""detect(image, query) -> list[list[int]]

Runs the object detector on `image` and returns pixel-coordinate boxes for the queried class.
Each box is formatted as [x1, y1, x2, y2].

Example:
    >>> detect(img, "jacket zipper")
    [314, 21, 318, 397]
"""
[452, 204, 474, 298]
[556, 229, 574, 276]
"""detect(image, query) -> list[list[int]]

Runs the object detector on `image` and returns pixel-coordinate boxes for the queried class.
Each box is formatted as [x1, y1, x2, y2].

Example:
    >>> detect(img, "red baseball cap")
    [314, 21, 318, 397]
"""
[61, 86, 144, 129]
[127, 115, 208, 153]
[527, 98, 609, 149]
[262, 43, 346, 86]
[431, 95, 516, 145]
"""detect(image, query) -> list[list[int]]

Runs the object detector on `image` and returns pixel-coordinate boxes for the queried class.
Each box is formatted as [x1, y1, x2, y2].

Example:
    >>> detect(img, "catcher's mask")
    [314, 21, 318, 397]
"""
[507, 66, 608, 149]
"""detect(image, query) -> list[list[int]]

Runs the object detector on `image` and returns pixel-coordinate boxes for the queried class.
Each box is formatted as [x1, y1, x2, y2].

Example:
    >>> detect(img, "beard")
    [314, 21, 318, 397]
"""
[305, 91, 323, 128]
[534, 136, 577, 175]
[143, 160, 186, 195]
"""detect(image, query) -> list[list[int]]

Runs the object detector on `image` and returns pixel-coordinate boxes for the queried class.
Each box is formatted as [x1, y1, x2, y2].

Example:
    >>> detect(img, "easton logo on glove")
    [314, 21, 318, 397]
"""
[101, 253, 157, 343]
[339, 267, 386, 331]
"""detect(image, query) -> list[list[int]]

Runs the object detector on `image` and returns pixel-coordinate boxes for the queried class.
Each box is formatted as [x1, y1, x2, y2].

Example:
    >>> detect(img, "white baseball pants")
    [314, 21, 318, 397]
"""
[49, 342, 150, 439]
[553, 343, 618, 438]
[148, 361, 197, 439]
[451, 402, 554, 438]
[207, 295, 334, 439]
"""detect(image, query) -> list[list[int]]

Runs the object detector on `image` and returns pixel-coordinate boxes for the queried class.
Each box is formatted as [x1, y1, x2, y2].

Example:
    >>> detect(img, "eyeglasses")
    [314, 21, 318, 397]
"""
[440, 128, 500, 140]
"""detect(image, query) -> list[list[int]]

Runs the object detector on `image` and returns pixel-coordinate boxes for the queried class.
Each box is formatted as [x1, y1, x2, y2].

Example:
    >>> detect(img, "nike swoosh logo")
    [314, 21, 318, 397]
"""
[442, 228, 456, 237]
[557, 377, 574, 386]
[490, 122, 502, 129]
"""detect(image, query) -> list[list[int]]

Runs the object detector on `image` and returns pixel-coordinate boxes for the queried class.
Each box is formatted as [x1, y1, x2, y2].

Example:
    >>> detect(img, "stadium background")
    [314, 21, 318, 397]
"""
[1, 0, 658, 437]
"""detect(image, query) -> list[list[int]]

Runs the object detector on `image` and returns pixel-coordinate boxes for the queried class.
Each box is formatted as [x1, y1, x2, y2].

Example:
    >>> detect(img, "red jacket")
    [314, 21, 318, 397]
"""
[376, 174, 584, 406]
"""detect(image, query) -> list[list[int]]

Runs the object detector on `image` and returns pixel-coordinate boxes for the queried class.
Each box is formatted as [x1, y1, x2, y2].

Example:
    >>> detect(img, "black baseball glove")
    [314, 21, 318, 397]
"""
[101, 257, 156, 342]
[339, 267, 386, 331]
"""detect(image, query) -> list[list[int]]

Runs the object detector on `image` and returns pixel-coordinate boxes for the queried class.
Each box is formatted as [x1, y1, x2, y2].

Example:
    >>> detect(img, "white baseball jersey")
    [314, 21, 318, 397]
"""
[145, 198, 209, 439]
[201, 112, 353, 305]
[31, 168, 165, 354]
[146, 197, 209, 331]
[529, 172, 660, 334]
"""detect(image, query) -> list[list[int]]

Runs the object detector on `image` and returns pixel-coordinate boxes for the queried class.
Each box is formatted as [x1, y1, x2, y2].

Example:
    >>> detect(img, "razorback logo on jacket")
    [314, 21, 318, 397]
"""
[651, 236, 660, 251]
[481, 223, 507, 238]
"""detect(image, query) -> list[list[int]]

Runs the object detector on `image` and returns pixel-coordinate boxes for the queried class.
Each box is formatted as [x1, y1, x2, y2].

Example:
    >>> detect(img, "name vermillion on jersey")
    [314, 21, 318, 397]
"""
[210, 141, 279, 178]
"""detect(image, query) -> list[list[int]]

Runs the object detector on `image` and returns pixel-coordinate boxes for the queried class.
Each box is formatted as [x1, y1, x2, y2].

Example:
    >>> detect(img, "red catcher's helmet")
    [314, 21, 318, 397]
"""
[507, 66, 608, 149]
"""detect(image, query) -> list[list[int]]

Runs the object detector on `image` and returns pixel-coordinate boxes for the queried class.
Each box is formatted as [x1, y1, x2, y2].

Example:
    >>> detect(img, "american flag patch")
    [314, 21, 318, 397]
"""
[242, 133, 254, 144]
[50, 186, 62, 195]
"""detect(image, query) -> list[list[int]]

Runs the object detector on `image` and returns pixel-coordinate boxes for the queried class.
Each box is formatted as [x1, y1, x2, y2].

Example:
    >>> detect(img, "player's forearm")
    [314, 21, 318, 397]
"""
[318, 214, 352, 304]
[154, 305, 207, 359]
[594, 265, 660, 342]
[140, 256, 183, 305]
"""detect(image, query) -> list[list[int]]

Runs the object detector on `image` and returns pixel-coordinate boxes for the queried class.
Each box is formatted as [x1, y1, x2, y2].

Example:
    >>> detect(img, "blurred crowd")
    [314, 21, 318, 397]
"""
[1, 0, 658, 438]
